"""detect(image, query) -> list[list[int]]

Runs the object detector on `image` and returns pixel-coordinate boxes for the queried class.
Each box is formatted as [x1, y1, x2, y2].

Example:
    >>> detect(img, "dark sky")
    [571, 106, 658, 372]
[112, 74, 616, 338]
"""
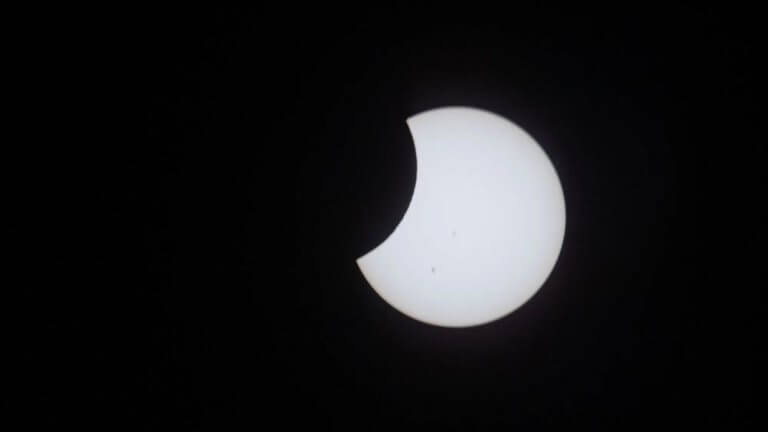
[38, 5, 762, 428]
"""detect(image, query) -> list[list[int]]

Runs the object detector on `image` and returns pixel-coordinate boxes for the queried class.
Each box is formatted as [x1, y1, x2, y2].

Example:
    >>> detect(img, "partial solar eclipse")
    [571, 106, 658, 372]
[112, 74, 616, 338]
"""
[357, 106, 566, 327]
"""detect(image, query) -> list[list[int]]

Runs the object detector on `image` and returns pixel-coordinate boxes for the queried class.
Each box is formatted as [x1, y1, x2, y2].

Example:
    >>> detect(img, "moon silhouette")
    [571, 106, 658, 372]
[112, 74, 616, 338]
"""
[356, 106, 566, 327]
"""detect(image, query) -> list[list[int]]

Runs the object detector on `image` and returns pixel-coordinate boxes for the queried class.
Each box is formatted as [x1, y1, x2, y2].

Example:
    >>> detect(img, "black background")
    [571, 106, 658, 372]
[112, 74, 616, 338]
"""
[34, 5, 762, 428]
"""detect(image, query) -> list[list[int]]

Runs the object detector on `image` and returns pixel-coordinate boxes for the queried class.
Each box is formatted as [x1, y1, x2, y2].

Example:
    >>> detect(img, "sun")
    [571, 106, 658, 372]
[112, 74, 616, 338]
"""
[356, 106, 566, 327]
